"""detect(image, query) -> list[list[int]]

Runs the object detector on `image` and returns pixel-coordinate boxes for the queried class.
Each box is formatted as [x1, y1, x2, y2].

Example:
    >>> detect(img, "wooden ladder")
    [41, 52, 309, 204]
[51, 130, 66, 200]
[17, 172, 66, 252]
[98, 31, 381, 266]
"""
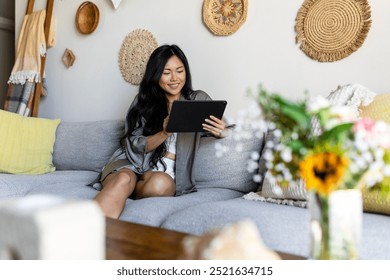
[4, 0, 54, 117]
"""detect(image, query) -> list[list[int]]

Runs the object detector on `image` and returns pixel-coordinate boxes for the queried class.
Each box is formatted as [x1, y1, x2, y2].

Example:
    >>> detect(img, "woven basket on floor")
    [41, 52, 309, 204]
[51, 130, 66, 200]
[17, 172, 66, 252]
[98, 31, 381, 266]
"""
[295, 0, 371, 62]
[203, 0, 248, 36]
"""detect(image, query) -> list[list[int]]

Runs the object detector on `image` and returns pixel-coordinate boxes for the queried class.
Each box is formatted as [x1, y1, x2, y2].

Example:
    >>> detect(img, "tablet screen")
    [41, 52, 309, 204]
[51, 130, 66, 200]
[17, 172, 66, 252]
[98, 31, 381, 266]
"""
[166, 100, 227, 132]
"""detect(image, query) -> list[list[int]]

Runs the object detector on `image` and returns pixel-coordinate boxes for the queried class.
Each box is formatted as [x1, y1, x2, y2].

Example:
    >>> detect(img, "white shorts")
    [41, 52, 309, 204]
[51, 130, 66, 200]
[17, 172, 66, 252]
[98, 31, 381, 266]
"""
[152, 157, 176, 180]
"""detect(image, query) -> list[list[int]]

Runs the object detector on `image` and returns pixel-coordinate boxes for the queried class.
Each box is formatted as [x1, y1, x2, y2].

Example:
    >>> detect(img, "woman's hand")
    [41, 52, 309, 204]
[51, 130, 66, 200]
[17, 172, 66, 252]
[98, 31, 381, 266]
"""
[162, 115, 172, 137]
[202, 115, 227, 138]
[146, 115, 171, 152]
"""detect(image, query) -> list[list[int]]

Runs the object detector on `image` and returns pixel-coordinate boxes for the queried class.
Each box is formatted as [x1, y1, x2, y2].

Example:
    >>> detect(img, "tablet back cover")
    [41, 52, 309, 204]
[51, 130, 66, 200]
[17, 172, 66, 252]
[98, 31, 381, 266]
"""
[166, 100, 227, 132]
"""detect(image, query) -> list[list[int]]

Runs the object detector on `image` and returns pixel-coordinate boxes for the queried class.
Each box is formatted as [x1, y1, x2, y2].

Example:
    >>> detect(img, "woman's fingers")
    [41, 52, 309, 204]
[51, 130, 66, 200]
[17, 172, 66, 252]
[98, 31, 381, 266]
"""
[204, 115, 225, 128]
[163, 115, 172, 135]
[202, 115, 226, 137]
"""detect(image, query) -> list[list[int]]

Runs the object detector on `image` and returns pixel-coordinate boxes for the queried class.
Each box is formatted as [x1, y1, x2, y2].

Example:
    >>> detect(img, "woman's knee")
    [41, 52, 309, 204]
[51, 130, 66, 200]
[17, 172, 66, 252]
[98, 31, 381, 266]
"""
[102, 169, 137, 194]
[137, 172, 176, 198]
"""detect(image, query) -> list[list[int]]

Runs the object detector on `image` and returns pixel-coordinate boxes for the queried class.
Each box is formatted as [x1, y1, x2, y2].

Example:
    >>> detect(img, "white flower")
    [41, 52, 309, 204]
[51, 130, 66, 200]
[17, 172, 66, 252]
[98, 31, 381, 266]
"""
[263, 149, 274, 162]
[384, 165, 390, 176]
[275, 163, 285, 171]
[215, 142, 229, 158]
[250, 151, 260, 161]
[265, 162, 273, 169]
[325, 106, 358, 130]
[283, 171, 293, 182]
[265, 141, 274, 149]
[253, 174, 262, 183]
[364, 168, 384, 187]
[280, 147, 292, 163]
[273, 185, 283, 196]
[273, 129, 282, 138]
[307, 96, 329, 113]
[362, 152, 373, 163]
[247, 160, 259, 173]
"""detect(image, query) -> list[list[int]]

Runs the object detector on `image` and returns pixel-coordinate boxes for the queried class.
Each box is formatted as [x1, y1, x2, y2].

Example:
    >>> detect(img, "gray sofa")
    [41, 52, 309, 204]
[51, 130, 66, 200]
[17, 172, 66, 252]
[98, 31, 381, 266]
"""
[1, 119, 389, 259]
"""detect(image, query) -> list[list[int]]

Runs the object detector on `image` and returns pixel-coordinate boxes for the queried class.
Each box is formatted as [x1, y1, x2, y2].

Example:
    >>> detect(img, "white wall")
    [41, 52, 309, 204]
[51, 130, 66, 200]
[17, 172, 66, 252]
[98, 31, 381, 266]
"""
[15, 0, 390, 121]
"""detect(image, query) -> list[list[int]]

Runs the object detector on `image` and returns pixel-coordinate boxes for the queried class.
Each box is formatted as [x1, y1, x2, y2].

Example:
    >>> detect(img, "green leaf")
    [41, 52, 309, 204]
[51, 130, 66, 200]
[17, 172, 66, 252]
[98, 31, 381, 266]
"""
[289, 140, 304, 152]
[319, 123, 353, 143]
[280, 105, 311, 129]
[264, 95, 309, 128]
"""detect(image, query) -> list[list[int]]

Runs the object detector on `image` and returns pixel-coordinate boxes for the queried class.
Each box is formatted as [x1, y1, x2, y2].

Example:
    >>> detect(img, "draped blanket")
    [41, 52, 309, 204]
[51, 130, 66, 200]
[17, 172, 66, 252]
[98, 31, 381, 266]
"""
[9, 10, 47, 85]
[6, 10, 55, 116]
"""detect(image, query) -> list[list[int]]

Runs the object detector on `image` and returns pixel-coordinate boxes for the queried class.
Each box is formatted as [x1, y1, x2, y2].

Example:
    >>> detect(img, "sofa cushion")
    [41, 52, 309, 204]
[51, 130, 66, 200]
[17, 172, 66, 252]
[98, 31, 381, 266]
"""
[192, 131, 265, 194]
[161, 198, 390, 259]
[53, 120, 124, 172]
[119, 188, 244, 227]
[0, 170, 99, 199]
[360, 93, 390, 122]
[0, 110, 60, 174]
[161, 198, 310, 258]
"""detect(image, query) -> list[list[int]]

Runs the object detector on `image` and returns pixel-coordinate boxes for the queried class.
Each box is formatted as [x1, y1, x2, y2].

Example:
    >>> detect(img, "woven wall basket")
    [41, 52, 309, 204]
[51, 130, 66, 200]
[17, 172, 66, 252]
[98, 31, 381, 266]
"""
[295, 0, 372, 62]
[75, 1, 100, 35]
[118, 29, 158, 85]
[203, 0, 248, 36]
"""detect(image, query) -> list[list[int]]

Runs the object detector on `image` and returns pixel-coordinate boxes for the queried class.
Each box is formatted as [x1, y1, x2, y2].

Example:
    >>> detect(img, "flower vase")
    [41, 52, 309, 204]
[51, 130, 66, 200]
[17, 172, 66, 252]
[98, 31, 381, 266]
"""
[309, 189, 363, 260]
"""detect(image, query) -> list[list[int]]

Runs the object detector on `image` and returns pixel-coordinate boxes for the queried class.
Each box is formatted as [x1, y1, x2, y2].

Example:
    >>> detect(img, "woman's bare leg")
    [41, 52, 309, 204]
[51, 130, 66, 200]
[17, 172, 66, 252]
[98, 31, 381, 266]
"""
[135, 171, 176, 199]
[95, 169, 137, 219]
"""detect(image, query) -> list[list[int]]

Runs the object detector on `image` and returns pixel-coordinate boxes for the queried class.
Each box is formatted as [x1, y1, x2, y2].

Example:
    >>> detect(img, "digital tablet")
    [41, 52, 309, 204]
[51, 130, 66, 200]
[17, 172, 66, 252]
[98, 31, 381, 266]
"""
[166, 100, 227, 132]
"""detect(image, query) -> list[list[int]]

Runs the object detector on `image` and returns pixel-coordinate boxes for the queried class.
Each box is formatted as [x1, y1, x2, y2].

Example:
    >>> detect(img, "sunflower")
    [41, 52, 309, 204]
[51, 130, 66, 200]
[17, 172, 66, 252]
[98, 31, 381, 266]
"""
[299, 152, 349, 197]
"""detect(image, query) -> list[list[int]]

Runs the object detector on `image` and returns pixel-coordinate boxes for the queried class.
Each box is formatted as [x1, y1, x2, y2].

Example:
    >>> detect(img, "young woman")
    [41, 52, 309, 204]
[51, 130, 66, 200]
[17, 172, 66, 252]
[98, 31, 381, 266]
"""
[93, 44, 229, 219]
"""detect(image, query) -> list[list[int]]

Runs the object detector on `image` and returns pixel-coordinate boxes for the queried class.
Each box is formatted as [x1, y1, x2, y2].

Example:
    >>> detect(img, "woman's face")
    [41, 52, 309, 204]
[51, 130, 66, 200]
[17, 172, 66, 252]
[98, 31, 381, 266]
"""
[159, 55, 186, 101]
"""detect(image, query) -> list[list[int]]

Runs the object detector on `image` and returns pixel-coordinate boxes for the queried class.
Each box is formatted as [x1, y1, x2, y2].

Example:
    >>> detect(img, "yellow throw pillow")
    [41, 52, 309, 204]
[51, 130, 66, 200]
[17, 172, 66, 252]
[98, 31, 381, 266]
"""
[0, 110, 61, 174]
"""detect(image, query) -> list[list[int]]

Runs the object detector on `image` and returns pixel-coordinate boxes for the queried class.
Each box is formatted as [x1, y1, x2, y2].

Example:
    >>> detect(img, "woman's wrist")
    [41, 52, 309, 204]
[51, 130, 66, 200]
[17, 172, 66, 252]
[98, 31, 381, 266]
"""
[160, 130, 171, 138]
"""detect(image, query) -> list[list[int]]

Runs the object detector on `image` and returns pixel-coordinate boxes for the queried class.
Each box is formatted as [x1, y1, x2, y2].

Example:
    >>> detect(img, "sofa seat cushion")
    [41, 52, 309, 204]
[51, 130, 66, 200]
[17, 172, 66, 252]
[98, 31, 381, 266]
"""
[0, 170, 99, 199]
[119, 188, 244, 227]
[161, 198, 309, 258]
[53, 120, 124, 172]
[161, 198, 390, 259]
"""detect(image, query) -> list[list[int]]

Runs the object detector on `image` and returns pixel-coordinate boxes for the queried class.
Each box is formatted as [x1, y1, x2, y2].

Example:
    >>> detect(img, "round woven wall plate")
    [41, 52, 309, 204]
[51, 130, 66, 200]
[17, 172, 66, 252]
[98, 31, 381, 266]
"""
[75, 1, 100, 35]
[295, 0, 372, 62]
[203, 0, 248, 36]
[118, 29, 158, 85]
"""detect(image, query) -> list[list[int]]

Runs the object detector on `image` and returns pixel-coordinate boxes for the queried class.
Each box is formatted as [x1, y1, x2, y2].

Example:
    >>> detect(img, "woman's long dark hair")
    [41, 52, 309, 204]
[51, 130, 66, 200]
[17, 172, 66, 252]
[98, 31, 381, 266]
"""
[125, 44, 194, 169]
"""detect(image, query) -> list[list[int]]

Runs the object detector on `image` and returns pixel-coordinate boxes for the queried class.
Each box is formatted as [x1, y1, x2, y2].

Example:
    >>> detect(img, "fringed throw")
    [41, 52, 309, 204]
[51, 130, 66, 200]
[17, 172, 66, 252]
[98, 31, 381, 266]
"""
[8, 10, 47, 84]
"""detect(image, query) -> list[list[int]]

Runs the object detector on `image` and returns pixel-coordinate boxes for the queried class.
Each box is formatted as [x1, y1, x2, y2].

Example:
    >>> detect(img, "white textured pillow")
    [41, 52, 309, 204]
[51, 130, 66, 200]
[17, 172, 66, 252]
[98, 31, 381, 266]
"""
[260, 172, 307, 200]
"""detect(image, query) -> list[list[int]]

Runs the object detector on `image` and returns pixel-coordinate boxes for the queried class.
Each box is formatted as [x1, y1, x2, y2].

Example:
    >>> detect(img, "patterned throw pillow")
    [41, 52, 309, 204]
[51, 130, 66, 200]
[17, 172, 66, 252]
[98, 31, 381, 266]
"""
[360, 93, 390, 122]
[360, 93, 390, 215]
[0, 110, 61, 174]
